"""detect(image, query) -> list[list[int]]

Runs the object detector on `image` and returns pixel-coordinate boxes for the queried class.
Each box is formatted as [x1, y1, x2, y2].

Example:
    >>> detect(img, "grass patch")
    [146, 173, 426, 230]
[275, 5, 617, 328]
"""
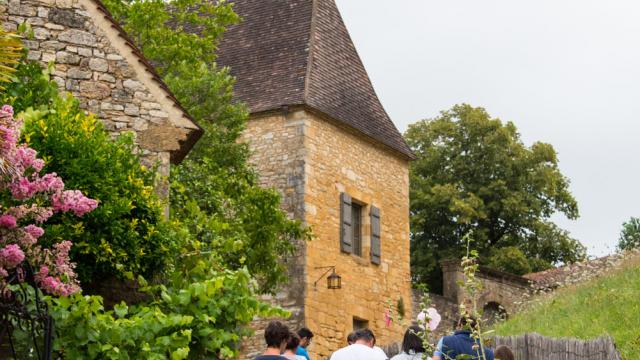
[493, 255, 640, 359]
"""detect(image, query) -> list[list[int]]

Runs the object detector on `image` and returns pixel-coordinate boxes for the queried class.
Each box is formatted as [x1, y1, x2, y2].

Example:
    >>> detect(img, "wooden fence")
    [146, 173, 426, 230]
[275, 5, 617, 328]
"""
[493, 333, 622, 360]
[380, 333, 622, 360]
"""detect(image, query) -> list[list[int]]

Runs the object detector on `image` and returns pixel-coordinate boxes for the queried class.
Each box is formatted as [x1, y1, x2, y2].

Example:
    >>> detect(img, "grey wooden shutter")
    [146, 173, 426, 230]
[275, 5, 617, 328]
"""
[340, 193, 353, 253]
[370, 206, 381, 264]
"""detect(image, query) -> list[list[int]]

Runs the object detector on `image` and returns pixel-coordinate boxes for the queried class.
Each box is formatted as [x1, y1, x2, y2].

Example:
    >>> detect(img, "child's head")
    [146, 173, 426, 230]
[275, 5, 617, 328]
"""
[494, 345, 515, 360]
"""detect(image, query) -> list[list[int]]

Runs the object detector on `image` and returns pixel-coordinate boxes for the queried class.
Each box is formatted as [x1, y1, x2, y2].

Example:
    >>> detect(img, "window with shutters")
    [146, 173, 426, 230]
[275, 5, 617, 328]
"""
[341, 193, 381, 264]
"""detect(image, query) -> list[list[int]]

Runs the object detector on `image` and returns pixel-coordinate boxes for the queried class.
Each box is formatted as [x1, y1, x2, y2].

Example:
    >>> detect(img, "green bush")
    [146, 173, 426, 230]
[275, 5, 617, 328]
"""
[487, 246, 532, 275]
[10, 61, 177, 284]
[49, 293, 193, 359]
[48, 251, 285, 359]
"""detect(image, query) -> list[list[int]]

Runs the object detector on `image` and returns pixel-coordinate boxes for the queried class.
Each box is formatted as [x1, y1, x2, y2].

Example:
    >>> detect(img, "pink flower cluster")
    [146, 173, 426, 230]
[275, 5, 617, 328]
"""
[0, 214, 17, 229]
[0, 244, 25, 268]
[0, 105, 97, 296]
[34, 242, 80, 296]
[52, 190, 98, 217]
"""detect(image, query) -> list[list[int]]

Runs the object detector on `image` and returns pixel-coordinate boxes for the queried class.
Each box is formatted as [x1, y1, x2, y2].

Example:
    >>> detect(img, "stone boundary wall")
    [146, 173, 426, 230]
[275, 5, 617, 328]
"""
[525, 249, 640, 291]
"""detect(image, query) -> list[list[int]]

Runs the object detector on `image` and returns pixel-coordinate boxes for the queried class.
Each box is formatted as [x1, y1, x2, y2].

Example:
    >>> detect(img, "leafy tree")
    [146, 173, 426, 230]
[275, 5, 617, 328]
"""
[103, 0, 309, 293]
[487, 246, 531, 275]
[618, 217, 640, 251]
[406, 104, 585, 290]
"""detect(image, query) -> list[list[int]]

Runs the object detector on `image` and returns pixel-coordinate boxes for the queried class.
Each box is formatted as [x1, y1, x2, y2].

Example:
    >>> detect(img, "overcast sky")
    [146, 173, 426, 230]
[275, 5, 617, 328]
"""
[335, 0, 640, 257]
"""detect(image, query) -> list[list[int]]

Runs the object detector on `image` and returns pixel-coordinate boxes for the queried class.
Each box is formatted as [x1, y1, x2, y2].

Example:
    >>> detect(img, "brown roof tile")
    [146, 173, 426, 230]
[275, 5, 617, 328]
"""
[216, 0, 414, 159]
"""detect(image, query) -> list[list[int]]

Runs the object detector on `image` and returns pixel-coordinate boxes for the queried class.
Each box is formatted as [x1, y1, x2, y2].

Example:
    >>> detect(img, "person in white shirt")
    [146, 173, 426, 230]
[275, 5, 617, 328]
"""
[330, 329, 387, 360]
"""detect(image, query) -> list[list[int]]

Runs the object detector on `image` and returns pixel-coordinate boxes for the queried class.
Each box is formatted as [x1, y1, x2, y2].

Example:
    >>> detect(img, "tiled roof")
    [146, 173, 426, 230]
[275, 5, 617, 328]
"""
[216, 0, 414, 159]
[92, 0, 203, 163]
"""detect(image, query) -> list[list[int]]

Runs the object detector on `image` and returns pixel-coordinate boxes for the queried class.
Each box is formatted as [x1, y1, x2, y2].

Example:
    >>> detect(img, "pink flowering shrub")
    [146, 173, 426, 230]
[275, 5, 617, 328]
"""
[0, 105, 97, 296]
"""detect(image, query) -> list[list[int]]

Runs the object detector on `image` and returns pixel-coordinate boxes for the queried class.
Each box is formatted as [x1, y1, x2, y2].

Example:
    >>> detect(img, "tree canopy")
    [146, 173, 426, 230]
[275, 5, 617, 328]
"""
[618, 217, 640, 251]
[405, 104, 585, 290]
[103, 0, 309, 293]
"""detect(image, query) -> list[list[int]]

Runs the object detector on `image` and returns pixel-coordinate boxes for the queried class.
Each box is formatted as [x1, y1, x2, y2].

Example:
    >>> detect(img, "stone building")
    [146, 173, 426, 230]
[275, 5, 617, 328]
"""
[215, 0, 415, 358]
[1, 0, 202, 188]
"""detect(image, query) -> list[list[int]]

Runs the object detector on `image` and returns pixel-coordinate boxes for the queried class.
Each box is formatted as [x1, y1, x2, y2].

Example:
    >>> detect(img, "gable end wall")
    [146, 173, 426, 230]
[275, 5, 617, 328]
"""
[2, 0, 195, 189]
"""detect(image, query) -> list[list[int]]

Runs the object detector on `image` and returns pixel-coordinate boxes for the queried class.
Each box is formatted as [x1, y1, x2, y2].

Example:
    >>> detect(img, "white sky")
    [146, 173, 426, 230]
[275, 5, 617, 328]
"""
[335, 0, 640, 257]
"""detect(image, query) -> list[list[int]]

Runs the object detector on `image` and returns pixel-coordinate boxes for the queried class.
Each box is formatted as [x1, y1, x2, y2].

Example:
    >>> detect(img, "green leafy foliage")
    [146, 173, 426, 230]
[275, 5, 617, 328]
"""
[101, 0, 238, 77]
[493, 254, 640, 359]
[0, 60, 57, 112]
[618, 217, 640, 251]
[146, 245, 289, 358]
[487, 246, 532, 275]
[103, 0, 310, 293]
[49, 255, 283, 359]
[405, 104, 585, 290]
[8, 61, 177, 284]
[50, 294, 193, 360]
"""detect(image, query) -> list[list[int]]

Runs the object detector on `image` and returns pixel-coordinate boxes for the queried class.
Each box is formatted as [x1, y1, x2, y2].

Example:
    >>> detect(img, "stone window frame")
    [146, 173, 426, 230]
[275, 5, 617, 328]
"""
[352, 317, 369, 331]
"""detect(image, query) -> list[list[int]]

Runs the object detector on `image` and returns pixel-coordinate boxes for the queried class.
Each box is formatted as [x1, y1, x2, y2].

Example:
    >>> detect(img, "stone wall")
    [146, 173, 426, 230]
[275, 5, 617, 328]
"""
[303, 110, 412, 358]
[1, 0, 198, 188]
[239, 108, 412, 359]
[525, 249, 640, 291]
[441, 260, 532, 317]
[238, 111, 308, 358]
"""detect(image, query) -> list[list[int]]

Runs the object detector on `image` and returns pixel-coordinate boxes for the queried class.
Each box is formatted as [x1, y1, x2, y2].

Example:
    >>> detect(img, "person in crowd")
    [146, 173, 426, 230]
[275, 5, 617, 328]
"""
[296, 327, 314, 360]
[330, 328, 387, 360]
[432, 317, 494, 360]
[347, 331, 357, 345]
[254, 321, 290, 360]
[283, 332, 307, 360]
[494, 345, 514, 360]
[391, 325, 431, 360]
[370, 331, 389, 360]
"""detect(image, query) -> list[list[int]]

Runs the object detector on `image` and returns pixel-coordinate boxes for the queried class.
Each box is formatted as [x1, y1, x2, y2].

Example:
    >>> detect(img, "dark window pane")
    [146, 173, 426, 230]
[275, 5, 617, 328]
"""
[352, 203, 362, 256]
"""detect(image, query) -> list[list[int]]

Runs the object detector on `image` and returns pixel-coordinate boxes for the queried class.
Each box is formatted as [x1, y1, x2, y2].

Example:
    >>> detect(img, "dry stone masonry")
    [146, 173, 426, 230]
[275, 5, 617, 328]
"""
[240, 109, 413, 359]
[1, 0, 201, 191]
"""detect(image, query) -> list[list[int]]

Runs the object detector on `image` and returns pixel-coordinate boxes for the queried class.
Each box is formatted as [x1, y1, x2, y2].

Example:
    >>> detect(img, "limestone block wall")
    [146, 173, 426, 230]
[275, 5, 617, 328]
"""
[239, 108, 412, 359]
[303, 111, 412, 358]
[238, 111, 308, 358]
[442, 261, 532, 317]
[1, 0, 197, 186]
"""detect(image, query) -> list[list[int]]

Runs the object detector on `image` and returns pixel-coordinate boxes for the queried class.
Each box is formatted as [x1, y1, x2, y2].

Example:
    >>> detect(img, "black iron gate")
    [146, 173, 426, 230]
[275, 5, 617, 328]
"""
[0, 261, 53, 360]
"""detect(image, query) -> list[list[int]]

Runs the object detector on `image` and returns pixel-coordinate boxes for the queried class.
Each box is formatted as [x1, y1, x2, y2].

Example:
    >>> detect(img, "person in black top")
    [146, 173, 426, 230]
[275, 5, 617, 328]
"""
[254, 321, 291, 360]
